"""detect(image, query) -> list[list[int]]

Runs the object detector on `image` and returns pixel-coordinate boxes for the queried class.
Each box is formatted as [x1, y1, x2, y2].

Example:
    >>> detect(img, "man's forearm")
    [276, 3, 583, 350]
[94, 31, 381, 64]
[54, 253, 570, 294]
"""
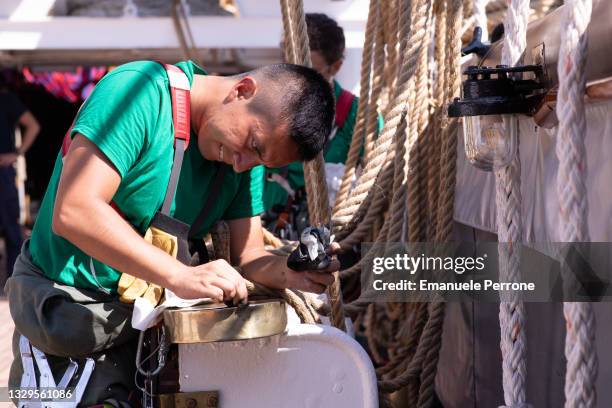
[53, 199, 184, 289]
[238, 249, 290, 289]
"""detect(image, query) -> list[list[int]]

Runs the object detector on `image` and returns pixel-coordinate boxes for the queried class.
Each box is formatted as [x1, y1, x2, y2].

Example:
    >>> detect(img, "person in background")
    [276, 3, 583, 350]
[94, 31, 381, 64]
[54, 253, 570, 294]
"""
[263, 13, 383, 238]
[0, 74, 40, 278]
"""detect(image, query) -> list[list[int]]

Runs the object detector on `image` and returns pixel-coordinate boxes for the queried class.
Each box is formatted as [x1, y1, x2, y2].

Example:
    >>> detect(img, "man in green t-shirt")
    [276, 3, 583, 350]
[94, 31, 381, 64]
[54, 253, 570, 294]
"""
[5, 61, 336, 405]
[263, 13, 383, 236]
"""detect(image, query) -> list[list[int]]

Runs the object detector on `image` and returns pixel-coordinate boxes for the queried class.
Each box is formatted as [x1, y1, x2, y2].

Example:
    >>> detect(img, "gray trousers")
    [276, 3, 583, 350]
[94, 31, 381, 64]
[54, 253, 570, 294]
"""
[5, 240, 139, 406]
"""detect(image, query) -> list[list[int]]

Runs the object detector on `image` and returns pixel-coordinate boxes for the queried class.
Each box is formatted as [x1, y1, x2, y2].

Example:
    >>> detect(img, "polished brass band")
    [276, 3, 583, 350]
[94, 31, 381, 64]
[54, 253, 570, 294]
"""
[163, 300, 287, 343]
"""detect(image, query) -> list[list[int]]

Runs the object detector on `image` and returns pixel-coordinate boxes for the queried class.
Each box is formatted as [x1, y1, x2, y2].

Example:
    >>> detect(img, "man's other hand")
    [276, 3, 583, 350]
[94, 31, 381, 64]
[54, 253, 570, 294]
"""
[286, 242, 342, 293]
[170, 259, 248, 304]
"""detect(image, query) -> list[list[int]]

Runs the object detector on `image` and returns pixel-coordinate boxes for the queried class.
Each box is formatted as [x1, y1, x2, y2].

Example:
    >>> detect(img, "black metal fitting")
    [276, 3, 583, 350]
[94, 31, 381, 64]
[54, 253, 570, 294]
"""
[461, 27, 491, 58]
[448, 64, 549, 117]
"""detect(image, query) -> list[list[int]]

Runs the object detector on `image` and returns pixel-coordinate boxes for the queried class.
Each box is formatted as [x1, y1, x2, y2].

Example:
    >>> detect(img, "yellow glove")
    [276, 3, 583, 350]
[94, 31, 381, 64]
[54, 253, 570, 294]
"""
[117, 226, 178, 306]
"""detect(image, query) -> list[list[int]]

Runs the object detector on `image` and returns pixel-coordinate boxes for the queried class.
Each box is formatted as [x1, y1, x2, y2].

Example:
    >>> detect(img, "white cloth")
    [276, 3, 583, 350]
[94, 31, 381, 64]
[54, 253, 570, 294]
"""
[442, 99, 612, 406]
[454, 99, 612, 242]
[131, 289, 211, 331]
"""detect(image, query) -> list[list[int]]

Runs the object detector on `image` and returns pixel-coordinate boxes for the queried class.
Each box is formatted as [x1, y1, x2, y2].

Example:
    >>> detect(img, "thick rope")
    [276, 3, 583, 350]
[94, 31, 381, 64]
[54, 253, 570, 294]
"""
[380, 0, 401, 116]
[386, 91, 413, 243]
[286, 0, 330, 227]
[332, 15, 400, 244]
[245, 280, 316, 324]
[416, 302, 445, 407]
[349, 3, 448, 406]
[363, 5, 387, 164]
[377, 295, 441, 393]
[340, 202, 392, 279]
[332, 0, 380, 216]
[333, 0, 429, 232]
[336, 0, 431, 249]
[406, 13, 432, 243]
[556, 0, 597, 406]
[280, 0, 345, 331]
[339, 143, 396, 250]
[279, 0, 297, 63]
[434, 0, 462, 243]
[366, 304, 387, 364]
[330, 1, 460, 405]
[496, 0, 529, 406]
[414, 1, 459, 403]
[426, 0, 447, 241]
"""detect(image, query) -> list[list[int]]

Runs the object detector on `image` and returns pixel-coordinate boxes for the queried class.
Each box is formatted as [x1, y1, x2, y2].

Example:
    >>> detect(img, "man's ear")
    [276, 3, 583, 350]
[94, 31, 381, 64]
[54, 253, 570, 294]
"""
[228, 76, 257, 102]
[330, 59, 343, 77]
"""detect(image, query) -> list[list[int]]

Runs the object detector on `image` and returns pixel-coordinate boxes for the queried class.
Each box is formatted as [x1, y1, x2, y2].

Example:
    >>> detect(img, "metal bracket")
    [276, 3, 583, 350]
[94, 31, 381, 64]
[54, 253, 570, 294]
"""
[158, 391, 219, 408]
[448, 64, 550, 117]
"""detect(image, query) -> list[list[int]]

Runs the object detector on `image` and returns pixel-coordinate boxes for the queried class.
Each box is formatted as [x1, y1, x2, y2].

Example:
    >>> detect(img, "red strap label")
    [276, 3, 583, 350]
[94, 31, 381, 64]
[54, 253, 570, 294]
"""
[164, 64, 191, 150]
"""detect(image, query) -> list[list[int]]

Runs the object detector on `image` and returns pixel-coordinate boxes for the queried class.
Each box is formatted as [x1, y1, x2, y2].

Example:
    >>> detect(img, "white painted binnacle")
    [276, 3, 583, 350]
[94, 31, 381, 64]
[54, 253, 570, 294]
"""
[179, 323, 378, 408]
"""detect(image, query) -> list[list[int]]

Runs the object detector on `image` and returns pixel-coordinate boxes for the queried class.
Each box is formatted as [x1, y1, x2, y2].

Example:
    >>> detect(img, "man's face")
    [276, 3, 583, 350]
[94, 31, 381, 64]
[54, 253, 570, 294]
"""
[196, 77, 301, 173]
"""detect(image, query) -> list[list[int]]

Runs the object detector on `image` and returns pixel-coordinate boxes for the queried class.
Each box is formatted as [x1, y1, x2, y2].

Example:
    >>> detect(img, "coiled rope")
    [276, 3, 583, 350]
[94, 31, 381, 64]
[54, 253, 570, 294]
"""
[274, 0, 462, 405]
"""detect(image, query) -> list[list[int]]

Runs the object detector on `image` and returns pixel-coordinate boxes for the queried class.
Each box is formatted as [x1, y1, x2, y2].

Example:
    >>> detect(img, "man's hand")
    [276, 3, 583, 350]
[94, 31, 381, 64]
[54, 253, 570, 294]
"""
[170, 259, 248, 304]
[0, 153, 18, 167]
[228, 215, 343, 294]
[285, 242, 341, 293]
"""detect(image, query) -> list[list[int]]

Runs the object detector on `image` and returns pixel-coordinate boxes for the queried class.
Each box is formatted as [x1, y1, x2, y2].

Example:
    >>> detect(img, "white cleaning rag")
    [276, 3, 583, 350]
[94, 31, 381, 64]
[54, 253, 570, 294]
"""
[131, 289, 211, 331]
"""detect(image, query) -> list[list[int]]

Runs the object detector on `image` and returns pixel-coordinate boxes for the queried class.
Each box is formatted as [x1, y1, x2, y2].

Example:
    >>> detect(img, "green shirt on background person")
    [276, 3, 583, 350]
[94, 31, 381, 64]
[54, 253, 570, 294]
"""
[262, 80, 382, 212]
[29, 61, 264, 294]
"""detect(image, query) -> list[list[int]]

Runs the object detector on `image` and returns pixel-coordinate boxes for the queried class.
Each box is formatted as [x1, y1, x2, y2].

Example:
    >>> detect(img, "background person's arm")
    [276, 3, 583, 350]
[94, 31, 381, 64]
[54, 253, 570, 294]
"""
[53, 134, 247, 302]
[228, 215, 338, 293]
[16, 110, 40, 155]
[0, 111, 40, 166]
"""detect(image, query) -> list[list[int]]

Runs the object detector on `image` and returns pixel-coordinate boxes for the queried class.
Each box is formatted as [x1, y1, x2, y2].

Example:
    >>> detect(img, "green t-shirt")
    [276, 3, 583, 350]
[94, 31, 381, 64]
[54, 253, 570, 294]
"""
[263, 80, 383, 211]
[29, 60, 264, 294]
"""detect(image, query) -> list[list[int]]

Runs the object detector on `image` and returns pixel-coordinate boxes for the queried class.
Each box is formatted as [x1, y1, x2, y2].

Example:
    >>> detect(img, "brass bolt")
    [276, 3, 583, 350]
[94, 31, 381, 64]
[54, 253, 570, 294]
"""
[207, 395, 218, 407]
[186, 398, 198, 408]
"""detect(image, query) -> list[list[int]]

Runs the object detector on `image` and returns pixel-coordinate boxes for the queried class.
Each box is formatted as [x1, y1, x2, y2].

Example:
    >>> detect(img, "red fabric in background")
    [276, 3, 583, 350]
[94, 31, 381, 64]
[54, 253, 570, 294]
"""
[22, 67, 107, 103]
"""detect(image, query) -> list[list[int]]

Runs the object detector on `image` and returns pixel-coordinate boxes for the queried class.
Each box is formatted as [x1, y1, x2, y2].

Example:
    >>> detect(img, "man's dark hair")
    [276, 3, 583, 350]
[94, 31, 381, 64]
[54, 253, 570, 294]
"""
[246, 63, 335, 161]
[306, 13, 345, 65]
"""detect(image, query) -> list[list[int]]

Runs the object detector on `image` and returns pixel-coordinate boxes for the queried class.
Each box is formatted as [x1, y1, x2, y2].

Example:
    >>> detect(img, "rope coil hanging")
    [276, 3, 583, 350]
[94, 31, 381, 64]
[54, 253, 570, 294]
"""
[276, 0, 463, 405]
[338, 0, 461, 405]
[332, 0, 381, 216]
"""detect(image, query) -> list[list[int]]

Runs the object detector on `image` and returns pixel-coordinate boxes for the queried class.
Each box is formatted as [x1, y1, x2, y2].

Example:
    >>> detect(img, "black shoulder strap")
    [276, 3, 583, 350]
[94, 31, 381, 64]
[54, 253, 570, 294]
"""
[188, 164, 229, 239]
